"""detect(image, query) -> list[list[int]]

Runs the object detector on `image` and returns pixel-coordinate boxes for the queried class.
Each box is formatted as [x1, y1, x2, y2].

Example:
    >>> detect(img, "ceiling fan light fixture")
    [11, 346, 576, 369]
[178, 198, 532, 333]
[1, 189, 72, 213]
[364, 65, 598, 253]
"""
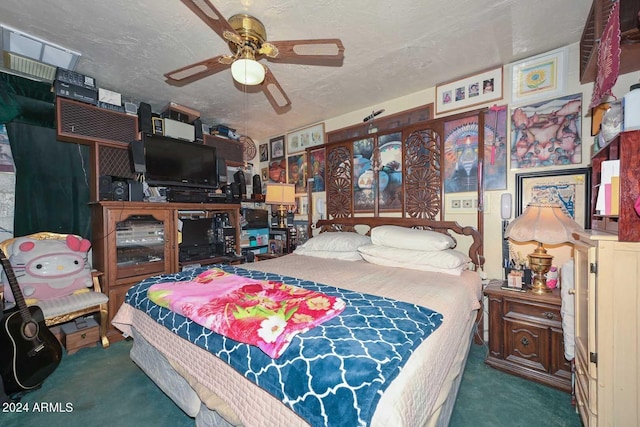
[231, 57, 265, 85]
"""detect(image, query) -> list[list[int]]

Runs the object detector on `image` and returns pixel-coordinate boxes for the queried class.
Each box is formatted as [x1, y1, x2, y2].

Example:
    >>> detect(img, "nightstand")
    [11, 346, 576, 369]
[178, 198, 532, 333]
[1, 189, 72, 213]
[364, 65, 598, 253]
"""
[254, 252, 285, 262]
[484, 281, 571, 392]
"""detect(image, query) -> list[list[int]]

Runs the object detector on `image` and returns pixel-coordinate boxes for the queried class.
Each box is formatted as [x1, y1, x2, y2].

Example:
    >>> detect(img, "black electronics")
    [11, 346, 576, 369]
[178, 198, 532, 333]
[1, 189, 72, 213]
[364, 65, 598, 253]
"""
[144, 133, 217, 189]
[138, 102, 153, 134]
[99, 175, 112, 200]
[216, 156, 228, 187]
[129, 140, 146, 173]
[111, 180, 128, 201]
[252, 174, 262, 198]
[230, 182, 241, 201]
[224, 184, 233, 202]
[233, 170, 246, 198]
[55, 68, 96, 89]
[241, 208, 269, 229]
[54, 80, 98, 105]
[128, 181, 144, 201]
[179, 218, 214, 262]
[193, 118, 203, 143]
[166, 188, 222, 203]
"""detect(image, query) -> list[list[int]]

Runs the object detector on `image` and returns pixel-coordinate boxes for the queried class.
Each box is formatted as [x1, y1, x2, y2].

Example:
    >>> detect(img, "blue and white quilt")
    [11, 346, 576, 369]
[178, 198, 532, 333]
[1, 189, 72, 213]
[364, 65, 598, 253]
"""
[125, 264, 443, 427]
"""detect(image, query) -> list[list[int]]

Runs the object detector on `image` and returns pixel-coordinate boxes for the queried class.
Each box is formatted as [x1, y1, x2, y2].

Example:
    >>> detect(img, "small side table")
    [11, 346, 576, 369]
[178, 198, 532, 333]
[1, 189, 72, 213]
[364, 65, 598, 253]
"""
[484, 281, 571, 392]
[254, 253, 286, 262]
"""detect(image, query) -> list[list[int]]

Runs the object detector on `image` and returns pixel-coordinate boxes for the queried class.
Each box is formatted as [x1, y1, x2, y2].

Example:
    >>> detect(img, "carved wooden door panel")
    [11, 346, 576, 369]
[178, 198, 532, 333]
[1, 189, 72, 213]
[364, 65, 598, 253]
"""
[326, 143, 353, 218]
[404, 128, 442, 220]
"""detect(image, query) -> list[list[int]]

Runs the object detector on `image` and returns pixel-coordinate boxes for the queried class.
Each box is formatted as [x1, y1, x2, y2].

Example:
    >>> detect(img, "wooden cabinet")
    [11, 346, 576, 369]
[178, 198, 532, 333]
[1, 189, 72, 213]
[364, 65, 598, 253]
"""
[590, 130, 640, 241]
[484, 282, 571, 392]
[91, 201, 241, 342]
[572, 230, 640, 427]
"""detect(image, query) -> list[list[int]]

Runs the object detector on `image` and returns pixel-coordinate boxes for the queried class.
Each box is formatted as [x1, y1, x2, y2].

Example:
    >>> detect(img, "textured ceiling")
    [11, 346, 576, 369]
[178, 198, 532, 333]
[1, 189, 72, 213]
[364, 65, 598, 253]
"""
[0, 0, 592, 142]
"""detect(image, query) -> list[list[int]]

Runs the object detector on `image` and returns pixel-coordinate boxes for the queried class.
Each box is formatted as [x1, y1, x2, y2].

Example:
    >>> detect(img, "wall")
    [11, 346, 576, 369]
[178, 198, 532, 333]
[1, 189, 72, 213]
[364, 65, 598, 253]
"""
[252, 41, 640, 280]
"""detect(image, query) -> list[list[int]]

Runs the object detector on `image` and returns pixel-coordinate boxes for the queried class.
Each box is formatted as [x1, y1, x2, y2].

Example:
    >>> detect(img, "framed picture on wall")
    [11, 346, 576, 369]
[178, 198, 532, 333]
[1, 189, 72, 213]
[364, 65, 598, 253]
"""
[259, 143, 269, 162]
[287, 123, 324, 154]
[435, 67, 503, 115]
[510, 93, 582, 169]
[515, 167, 591, 228]
[510, 47, 567, 105]
[270, 135, 285, 160]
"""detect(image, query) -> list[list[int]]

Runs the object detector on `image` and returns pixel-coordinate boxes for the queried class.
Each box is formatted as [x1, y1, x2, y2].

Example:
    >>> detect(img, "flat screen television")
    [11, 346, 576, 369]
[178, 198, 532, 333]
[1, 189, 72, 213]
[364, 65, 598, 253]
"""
[143, 134, 217, 189]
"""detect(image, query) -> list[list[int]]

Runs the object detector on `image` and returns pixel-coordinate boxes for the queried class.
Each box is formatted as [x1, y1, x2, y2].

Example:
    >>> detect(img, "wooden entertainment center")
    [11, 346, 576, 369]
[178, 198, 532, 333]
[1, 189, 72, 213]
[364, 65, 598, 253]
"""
[55, 97, 245, 342]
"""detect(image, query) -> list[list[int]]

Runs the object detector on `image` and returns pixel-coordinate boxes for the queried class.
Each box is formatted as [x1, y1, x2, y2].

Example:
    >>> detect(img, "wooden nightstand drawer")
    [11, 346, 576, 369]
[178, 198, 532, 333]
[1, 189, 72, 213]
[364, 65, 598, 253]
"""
[484, 282, 570, 392]
[504, 299, 561, 325]
[504, 319, 550, 373]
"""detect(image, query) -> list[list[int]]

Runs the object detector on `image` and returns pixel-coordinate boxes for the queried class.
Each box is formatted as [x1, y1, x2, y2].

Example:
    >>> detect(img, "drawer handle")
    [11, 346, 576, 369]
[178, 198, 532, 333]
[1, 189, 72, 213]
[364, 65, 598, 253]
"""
[542, 311, 556, 320]
[568, 289, 576, 295]
[577, 368, 584, 375]
[521, 337, 530, 347]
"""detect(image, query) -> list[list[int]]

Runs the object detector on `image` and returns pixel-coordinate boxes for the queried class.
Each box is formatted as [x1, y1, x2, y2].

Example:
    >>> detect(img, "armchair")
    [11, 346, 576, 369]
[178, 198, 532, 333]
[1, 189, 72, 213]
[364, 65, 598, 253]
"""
[0, 232, 109, 349]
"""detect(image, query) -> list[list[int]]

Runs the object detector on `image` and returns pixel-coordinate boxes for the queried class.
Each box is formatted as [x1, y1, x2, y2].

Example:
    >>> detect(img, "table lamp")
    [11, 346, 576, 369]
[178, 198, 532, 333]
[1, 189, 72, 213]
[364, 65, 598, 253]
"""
[504, 203, 583, 294]
[265, 183, 295, 228]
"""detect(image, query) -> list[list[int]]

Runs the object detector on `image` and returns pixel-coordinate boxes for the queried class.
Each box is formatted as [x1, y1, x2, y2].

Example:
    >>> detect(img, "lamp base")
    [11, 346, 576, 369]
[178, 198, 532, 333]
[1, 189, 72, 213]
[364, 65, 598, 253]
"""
[528, 243, 553, 294]
[277, 204, 287, 228]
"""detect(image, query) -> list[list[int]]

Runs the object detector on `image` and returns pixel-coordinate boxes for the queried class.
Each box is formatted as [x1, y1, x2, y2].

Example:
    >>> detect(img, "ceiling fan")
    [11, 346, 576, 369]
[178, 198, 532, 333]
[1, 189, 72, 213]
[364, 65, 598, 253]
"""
[164, 0, 345, 113]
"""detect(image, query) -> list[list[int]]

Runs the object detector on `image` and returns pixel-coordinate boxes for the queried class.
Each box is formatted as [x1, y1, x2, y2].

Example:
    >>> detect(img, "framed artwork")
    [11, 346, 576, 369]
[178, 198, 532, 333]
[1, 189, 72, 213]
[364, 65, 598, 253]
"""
[309, 148, 326, 192]
[510, 93, 582, 169]
[296, 195, 309, 216]
[260, 167, 268, 182]
[443, 116, 479, 194]
[483, 106, 508, 190]
[268, 159, 286, 183]
[515, 167, 591, 229]
[287, 153, 307, 194]
[293, 219, 310, 245]
[268, 239, 284, 255]
[270, 135, 285, 160]
[259, 143, 269, 162]
[511, 47, 567, 105]
[436, 67, 503, 115]
[286, 123, 324, 154]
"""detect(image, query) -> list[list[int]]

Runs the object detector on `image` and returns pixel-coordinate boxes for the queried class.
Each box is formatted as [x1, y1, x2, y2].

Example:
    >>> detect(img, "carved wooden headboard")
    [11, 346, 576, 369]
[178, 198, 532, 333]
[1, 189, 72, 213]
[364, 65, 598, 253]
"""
[314, 217, 484, 270]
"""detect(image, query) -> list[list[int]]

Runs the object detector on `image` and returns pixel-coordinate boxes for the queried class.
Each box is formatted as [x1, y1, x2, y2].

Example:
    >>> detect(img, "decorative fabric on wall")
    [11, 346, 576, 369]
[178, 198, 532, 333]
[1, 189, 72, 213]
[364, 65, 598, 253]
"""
[589, 0, 621, 108]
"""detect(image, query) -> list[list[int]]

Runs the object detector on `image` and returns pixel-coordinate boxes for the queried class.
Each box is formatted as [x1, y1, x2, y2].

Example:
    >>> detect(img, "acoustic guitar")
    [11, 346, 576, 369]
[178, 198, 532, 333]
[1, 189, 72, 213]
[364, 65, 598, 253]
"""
[0, 248, 62, 395]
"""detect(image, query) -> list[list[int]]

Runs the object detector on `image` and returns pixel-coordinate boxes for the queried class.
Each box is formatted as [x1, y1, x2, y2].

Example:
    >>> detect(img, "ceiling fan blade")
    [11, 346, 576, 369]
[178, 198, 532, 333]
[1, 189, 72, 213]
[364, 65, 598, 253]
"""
[263, 39, 345, 64]
[180, 0, 241, 44]
[165, 55, 232, 86]
[261, 68, 291, 113]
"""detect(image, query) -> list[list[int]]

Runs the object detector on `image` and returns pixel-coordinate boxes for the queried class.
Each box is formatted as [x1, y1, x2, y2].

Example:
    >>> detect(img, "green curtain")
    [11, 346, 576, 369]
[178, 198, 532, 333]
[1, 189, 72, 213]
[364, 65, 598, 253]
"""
[1, 72, 91, 238]
[6, 122, 91, 238]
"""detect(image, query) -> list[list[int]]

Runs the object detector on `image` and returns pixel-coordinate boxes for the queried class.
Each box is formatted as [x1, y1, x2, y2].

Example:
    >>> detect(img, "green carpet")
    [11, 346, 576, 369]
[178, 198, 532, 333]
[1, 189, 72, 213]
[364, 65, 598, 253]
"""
[3, 340, 581, 427]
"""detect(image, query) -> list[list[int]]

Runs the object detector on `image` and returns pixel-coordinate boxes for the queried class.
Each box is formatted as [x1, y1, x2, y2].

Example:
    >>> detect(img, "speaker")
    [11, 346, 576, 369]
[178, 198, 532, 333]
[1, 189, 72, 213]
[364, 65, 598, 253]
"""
[128, 181, 144, 201]
[252, 174, 262, 198]
[231, 182, 241, 201]
[99, 175, 113, 200]
[216, 156, 227, 186]
[129, 140, 146, 173]
[112, 180, 129, 201]
[193, 118, 203, 143]
[224, 184, 233, 202]
[138, 102, 153, 134]
[234, 170, 246, 198]
[500, 193, 512, 220]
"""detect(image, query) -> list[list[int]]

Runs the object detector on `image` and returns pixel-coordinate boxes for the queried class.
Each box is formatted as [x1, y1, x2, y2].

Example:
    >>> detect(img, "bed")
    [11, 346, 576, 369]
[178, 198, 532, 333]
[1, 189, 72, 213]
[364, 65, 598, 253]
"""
[112, 217, 484, 427]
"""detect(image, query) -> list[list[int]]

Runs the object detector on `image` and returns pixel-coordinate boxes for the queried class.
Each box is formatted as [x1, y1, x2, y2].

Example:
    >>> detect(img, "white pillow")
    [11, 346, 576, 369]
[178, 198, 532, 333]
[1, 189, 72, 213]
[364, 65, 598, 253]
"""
[370, 225, 455, 251]
[359, 253, 466, 275]
[294, 246, 363, 261]
[298, 231, 371, 252]
[358, 244, 470, 269]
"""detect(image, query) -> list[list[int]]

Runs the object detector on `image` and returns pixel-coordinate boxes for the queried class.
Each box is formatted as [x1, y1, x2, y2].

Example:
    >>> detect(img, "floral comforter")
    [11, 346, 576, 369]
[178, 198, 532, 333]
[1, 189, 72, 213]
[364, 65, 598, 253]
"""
[147, 268, 345, 358]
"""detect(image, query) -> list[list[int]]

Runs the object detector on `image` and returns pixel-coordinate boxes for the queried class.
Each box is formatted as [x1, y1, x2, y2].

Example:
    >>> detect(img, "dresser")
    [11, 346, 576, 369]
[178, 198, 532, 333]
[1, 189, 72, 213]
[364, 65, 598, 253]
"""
[484, 281, 571, 392]
[572, 230, 640, 427]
